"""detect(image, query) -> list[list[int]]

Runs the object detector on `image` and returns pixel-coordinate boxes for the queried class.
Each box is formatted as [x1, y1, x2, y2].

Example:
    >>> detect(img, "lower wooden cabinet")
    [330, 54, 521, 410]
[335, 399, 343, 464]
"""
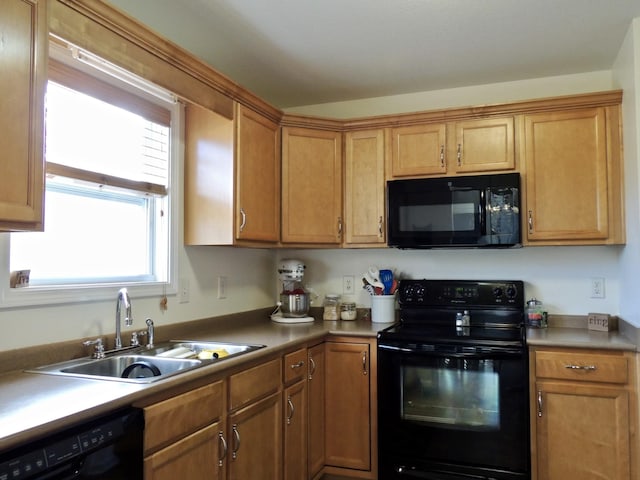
[308, 343, 326, 479]
[144, 422, 225, 480]
[530, 347, 638, 480]
[324, 338, 377, 478]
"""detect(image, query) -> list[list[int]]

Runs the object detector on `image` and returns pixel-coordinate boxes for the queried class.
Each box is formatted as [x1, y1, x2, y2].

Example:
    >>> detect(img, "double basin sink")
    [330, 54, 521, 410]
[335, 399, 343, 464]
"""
[28, 341, 265, 383]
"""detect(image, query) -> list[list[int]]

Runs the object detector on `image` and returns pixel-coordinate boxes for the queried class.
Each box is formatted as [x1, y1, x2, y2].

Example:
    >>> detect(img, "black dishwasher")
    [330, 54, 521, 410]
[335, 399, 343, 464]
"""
[0, 408, 143, 479]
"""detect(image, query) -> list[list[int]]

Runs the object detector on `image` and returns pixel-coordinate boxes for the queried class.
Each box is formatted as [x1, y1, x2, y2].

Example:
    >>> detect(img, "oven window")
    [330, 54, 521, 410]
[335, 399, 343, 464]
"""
[401, 358, 500, 429]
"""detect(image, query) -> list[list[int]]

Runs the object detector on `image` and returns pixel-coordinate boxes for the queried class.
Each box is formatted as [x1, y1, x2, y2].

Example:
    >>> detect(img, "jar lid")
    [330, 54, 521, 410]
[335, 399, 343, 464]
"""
[325, 293, 340, 299]
[341, 302, 356, 307]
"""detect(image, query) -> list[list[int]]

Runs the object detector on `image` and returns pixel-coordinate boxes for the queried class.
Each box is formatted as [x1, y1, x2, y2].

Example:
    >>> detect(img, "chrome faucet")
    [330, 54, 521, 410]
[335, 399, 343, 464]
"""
[145, 318, 155, 348]
[115, 287, 133, 349]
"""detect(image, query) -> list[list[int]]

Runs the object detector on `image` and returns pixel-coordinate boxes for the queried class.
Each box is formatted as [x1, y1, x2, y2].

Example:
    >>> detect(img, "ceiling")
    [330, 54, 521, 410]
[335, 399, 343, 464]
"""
[106, 0, 640, 109]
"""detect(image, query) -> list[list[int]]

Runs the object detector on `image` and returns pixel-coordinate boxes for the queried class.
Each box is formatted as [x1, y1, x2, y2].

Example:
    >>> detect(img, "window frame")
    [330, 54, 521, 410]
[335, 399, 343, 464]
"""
[0, 41, 181, 308]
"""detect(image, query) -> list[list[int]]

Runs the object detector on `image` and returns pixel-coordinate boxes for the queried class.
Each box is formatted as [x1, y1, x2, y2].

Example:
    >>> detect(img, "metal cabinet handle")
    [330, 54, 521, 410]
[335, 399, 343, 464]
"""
[378, 216, 383, 237]
[564, 364, 597, 371]
[239, 208, 246, 232]
[290, 360, 305, 369]
[528, 210, 534, 233]
[287, 395, 295, 425]
[338, 216, 343, 236]
[231, 424, 240, 459]
[439, 145, 445, 167]
[218, 431, 227, 467]
[537, 390, 543, 417]
[457, 144, 462, 166]
[362, 350, 368, 376]
[308, 357, 316, 379]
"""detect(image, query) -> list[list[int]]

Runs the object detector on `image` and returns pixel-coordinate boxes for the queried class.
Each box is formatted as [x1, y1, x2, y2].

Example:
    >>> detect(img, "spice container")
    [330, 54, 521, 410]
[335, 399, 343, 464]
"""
[526, 298, 547, 328]
[340, 302, 357, 321]
[323, 294, 340, 321]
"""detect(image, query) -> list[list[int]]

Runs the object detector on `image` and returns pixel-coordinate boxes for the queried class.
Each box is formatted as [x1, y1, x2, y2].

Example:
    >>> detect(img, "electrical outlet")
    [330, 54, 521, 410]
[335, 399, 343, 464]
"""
[179, 278, 190, 303]
[590, 277, 605, 299]
[218, 276, 227, 299]
[343, 275, 355, 295]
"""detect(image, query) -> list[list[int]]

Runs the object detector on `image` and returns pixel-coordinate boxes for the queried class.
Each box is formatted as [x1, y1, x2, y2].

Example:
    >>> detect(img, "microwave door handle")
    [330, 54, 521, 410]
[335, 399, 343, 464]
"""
[480, 189, 487, 235]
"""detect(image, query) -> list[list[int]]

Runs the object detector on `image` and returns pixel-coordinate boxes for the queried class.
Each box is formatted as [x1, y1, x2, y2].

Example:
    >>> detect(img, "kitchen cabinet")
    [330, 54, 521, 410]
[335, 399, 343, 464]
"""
[530, 347, 638, 480]
[283, 348, 308, 480]
[390, 117, 514, 178]
[344, 129, 386, 246]
[324, 337, 378, 479]
[0, 0, 47, 231]
[227, 358, 282, 480]
[184, 102, 281, 245]
[281, 126, 343, 244]
[235, 103, 281, 243]
[307, 343, 326, 479]
[522, 106, 624, 245]
[143, 381, 226, 480]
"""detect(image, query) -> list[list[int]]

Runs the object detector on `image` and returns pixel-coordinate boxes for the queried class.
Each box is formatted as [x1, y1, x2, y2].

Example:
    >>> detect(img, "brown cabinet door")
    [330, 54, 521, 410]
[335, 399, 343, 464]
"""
[344, 129, 386, 245]
[308, 343, 326, 478]
[453, 117, 515, 173]
[144, 422, 224, 480]
[281, 127, 342, 244]
[0, 0, 46, 231]
[390, 123, 447, 177]
[235, 104, 280, 243]
[228, 392, 282, 480]
[324, 341, 371, 471]
[284, 380, 307, 480]
[535, 382, 630, 480]
[524, 108, 610, 242]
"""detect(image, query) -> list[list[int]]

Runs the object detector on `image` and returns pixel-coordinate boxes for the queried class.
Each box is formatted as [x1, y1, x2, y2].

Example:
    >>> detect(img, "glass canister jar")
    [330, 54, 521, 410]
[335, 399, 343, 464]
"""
[340, 301, 357, 321]
[323, 294, 340, 321]
[526, 298, 547, 328]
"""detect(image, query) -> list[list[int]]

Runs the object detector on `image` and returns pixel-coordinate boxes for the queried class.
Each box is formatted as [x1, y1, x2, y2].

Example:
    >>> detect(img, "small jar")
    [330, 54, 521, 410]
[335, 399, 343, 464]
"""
[323, 294, 340, 321]
[340, 302, 357, 321]
[527, 298, 547, 328]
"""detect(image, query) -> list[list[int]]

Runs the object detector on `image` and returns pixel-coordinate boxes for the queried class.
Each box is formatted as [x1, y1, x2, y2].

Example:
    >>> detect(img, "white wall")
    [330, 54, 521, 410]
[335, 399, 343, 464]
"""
[614, 18, 640, 327]
[0, 63, 635, 352]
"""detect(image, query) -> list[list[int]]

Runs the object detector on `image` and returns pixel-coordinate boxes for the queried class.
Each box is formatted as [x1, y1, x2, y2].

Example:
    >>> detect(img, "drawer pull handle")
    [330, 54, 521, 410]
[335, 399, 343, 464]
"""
[290, 360, 305, 369]
[564, 364, 597, 371]
[537, 390, 543, 417]
[231, 424, 241, 460]
[218, 431, 227, 467]
[287, 395, 295, 425]
[308, 357, 316, 379]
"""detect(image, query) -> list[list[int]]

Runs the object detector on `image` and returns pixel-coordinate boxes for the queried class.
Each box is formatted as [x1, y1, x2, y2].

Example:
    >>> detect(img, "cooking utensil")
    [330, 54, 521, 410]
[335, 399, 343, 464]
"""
[379, 269, 393, 294]
[364, 269, 384, 290]
[363, 284, 375, 295]
[279, 292, 311, 317]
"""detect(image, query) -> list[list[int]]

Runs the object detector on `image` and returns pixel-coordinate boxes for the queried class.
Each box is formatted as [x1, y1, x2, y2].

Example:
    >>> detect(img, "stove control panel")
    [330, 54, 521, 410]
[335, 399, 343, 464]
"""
[398, 279, 524, 308]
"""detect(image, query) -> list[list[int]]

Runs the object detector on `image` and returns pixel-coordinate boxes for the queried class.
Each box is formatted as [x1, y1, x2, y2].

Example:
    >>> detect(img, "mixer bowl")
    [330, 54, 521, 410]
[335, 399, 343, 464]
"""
[280, 293, 310, 317]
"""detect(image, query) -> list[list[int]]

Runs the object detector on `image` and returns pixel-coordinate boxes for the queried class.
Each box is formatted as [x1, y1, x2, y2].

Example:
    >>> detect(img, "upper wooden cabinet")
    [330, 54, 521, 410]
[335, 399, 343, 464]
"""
[344, 129, 386, 246]
[390, 117, 515, 178]
[235, 104, 280, 243]
[0, 0, 47, 231]
[281, 127, 343, 244]
[184, 103, 281, 246]
[390, 123, 447, 177]
[522, 106, 624, 245]
[453, 117, 515, 173]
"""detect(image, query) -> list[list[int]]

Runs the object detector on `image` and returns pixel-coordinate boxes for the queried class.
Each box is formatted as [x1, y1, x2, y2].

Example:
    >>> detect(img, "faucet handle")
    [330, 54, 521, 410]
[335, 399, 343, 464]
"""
[130, 330, 147, 347]
[83, 338, 105, 359]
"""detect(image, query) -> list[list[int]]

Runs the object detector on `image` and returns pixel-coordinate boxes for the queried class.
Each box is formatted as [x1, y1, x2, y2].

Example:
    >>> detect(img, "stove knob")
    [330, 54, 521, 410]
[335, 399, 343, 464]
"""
[506, 284, 518, 298]
[492, 286, 503, 298]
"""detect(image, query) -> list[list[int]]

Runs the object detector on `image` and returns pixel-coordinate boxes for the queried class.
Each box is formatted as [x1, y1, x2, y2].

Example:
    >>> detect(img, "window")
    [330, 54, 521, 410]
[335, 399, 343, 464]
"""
[6, 40, 179, 304]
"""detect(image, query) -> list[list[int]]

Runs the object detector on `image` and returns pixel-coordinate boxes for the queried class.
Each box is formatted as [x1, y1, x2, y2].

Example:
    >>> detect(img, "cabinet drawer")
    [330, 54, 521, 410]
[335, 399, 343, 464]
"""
[144, 381, 224, 453]
[283, 348, 307, 384]
[535, 350, 628, 384]
[229, 358, 281, 410]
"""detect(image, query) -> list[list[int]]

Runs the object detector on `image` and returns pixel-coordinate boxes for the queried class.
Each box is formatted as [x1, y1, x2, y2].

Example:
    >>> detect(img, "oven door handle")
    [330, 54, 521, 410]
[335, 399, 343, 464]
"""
[378, 343, 524, 358]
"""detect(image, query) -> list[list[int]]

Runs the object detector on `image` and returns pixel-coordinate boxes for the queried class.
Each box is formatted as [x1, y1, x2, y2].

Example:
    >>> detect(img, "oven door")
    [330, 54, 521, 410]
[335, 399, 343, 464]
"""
[378, 344, 530, 480]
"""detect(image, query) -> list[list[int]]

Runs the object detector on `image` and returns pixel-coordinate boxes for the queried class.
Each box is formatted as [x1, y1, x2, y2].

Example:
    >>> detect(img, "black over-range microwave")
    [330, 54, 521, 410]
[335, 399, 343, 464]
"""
[387, 173, 521, 248]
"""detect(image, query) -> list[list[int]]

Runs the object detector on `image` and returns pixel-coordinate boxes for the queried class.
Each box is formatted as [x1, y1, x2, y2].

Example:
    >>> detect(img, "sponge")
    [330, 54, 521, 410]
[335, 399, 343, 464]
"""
[198, 349, 229, 360]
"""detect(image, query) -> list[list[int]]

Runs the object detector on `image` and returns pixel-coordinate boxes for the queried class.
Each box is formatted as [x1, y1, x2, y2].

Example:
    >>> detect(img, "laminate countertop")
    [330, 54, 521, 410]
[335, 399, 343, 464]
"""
[0, 310, 391, 453]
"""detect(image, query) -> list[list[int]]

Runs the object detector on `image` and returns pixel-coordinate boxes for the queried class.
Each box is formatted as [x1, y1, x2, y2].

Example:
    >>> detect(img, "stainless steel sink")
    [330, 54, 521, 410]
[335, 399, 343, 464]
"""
[140, 340, 264, 360]
[27, 341, 265, 383]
